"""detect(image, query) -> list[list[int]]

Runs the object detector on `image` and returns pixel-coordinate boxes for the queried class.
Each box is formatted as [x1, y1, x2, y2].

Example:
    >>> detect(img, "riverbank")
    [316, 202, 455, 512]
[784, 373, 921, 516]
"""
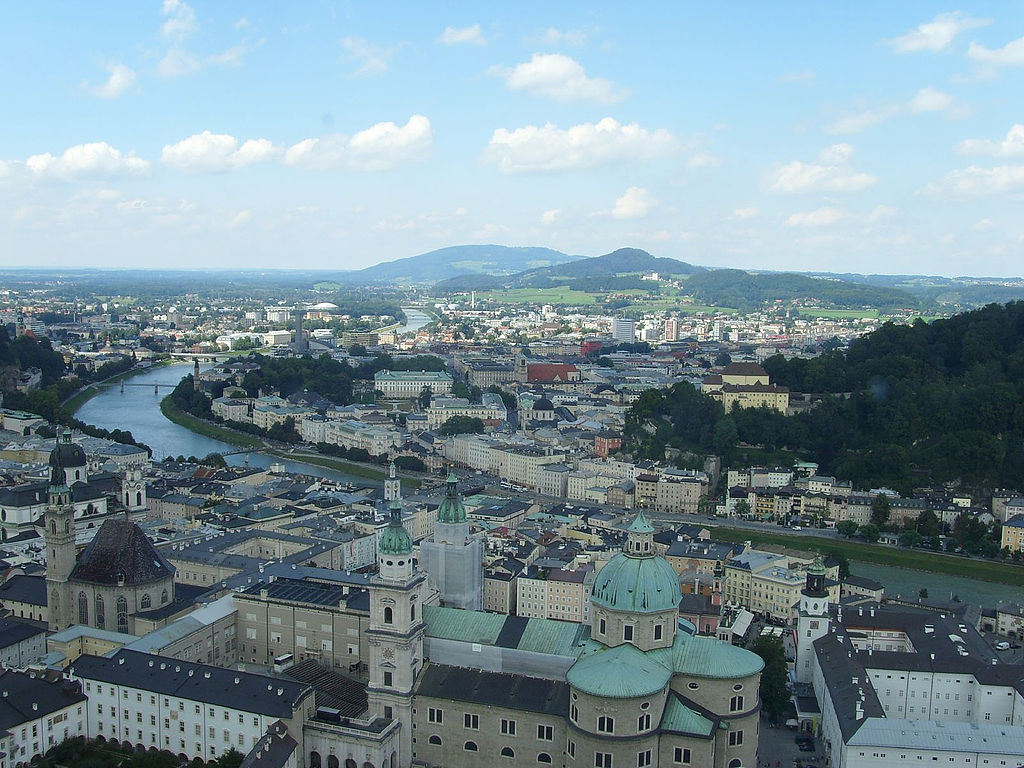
[64, 358, 176, 413]
[709, 525, 1024, 587]
[159, 396, 422, 487]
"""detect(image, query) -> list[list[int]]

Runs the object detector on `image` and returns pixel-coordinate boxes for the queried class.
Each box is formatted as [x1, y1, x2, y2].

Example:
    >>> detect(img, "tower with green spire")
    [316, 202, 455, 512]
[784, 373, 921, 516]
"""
[367, 496, 428, 766]
[420, 470, 483, 610]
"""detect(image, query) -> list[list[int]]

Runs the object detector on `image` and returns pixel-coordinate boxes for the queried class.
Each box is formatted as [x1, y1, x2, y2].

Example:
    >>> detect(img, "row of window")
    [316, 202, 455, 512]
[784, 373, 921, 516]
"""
[596, 618, 664, 642]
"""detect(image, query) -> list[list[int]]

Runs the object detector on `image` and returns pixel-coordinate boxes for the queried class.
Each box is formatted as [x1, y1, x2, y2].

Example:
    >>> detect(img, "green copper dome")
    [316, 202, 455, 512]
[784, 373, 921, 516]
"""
[379, 499, 412, 556]
[436, 471, 466, 524]
[591, 510, 680, 614]
[567, 642, 671, 699]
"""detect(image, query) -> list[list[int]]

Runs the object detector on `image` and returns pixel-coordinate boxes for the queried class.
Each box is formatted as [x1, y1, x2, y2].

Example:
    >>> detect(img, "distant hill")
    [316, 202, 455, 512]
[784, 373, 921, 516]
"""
[806, 272, 1024, 309]
[682, 269, 918, 310]
[342, 245, 577, 284]
[435, 247, 703, 291]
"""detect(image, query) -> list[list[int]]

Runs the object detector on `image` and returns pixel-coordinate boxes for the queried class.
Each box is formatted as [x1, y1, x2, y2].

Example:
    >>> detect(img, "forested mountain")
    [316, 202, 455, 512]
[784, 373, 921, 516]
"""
[626, 301, 1024, 493]
[342, 245, 577, 283]
[681, 269, 917, 311]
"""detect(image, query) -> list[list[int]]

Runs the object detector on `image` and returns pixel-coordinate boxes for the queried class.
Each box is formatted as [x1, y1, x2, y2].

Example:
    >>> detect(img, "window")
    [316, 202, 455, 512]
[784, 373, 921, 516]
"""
[674, 748, 691, 764]
[596, 753, 613, 768]
[623, 625, 634, 641]
[383, 671, 393, 687]
[117, 596, 128, 632]
[654, 624, 663, 641]
[161, 589, 168, 604]
[501, 748, 515, 759]
[501, 718, 517, 735]
[730, 695, 744, 712]
[538, 724, 553, 741]
[78, 592, 88, 625]
[464, 713, 479, 729]
[539, 754, 552, 764]
[638, 751, 652, 768]
[141, 593, 151, 609]
[384, 606, 393, 624]
[597, 716, 614, 734]
[95, 594, 105, 628]
[567, 739, 576, 759]
[729, 731, 744, 746]
[428, 735, 442, 746]
[570, 705, 578, 723]
[428, 708, 443, 724]
[599, 618, 606, 634]
[638, 713, 651, 731]
[464, 742, 478, 752]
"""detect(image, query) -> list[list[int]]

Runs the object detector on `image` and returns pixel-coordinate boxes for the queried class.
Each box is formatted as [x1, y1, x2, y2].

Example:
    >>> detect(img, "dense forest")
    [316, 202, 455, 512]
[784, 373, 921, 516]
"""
[625, 302, 1024, 494]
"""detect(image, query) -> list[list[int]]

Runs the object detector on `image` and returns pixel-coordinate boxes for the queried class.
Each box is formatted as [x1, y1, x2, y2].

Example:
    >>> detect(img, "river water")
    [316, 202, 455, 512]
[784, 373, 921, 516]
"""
[73, 307, 433, 484]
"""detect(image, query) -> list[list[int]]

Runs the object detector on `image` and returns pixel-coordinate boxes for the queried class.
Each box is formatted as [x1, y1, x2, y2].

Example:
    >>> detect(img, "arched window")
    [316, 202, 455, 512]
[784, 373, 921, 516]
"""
[729, 761, 742, 768]
[428, 735, 441, 746]
[309, 752, 321, 768]
[501, 747, 515, 759]
[117, 596, 129, 632]
[464, 742, 478, 752]
[383, 606, 393, 624]
[65, 519, 71, 533]
[327, 756, 339, 768]
[95, 595, 105, 628]
[161, 589, 168, 604]
[410, 603, 416, 621]
[538, 754, 552, 764]
[78, 591, 89, 625]
[345, 760, 356, 768]
[50, 520, 56, 535]
[136, 491, 142, 507]
[140, 594, 151, 609]
[638, 713, 651, 731]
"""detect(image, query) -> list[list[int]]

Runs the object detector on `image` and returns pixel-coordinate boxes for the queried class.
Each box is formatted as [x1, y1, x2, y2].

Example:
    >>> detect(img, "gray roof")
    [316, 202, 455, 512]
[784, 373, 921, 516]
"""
[0, 617, 47, 649]
[848, 718, 1024, 754]
[70, 649, 310, 719]
[416, 663, 569, 716]
[71, 517, 175, 586]
[0, 669, 87, 731]
[0, 574, 47, 606]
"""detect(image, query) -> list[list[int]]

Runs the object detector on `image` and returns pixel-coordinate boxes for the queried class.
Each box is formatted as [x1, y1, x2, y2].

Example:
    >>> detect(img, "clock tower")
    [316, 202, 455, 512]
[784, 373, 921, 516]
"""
[367, 498, 427, 768]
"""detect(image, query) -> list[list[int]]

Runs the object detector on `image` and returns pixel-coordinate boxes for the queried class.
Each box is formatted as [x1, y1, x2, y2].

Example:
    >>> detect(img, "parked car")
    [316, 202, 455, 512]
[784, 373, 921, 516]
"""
[995, 641, 1011, 650]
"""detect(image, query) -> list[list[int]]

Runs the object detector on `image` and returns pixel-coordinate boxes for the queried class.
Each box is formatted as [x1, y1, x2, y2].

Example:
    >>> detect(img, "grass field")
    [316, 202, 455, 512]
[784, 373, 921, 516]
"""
[158, 397, 265, 449]
[709, 526, 1024, 586]
[478, 286, 598, 305]
[800, 308, 880, 320]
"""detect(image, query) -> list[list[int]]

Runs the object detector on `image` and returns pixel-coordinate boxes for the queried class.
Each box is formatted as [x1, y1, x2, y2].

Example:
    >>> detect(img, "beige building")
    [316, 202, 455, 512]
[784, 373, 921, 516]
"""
[516, 563, 594, 623]
[724, 550, 840, 620]
[703, 362, 789, 414]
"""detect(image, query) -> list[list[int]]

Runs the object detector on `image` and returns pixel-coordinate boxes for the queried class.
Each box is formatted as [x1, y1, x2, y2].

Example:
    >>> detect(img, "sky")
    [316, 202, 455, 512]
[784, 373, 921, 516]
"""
[1, 2, 1024, 276]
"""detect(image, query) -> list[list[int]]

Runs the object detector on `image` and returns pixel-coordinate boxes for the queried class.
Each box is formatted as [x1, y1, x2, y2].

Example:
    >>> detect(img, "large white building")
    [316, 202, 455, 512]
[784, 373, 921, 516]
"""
[373, 370, 453, 399]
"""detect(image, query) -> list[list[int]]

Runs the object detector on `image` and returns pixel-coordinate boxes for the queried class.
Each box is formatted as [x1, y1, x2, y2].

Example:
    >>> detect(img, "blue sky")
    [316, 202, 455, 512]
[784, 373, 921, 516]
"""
[2, 2, 1024, 275]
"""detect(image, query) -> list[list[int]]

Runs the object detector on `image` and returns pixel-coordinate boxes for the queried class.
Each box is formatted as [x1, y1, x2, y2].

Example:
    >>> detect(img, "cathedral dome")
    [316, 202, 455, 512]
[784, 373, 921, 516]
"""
[591, 511, 681, 614]
[436, 471, 466, 524]
[379, 499, 413, 556]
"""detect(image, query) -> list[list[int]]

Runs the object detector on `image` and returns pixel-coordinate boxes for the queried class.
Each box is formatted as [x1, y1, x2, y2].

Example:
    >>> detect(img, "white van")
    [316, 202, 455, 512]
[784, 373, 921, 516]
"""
[995, 641, 1011, 651]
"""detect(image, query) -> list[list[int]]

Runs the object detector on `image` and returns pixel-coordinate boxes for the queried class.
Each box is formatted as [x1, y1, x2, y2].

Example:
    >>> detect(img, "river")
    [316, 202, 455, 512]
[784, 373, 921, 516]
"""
[72, 307, 433, 484]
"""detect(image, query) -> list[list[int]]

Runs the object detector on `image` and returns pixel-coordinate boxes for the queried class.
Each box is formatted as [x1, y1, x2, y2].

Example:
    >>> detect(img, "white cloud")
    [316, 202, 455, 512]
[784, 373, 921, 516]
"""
[818, 143, 854, 164]
[230, 210, 252, 228]
[208, 44, 247, 67]
[612, 186, 656, 219]
[536, 28, 588, 46]
[284, 115, 432, 171]
[341, 37, 394, 77]
[924, 165, 1024, 196]
[886, 12, 989, 54]
[973, 218, 995, 230]
[687, 152, 722, 168]
[439, 24, 485, 46]
[161, 0, 197, 41]
[161, 131, 279, 171]
[25, 142, 150, 180]
[956, 124, 1024, 157]
[732, 207, 759, 219]
[786, 207, 845, 227]
[484, 117, 676, 173]
[908, 87, 954, 113]
[779, 69, 815, 83]
[496, 53, 625, 104]
[158, 48, 201, 78]
[768, 146, 875, 193]
[234, 17, 249, 30]
[967, 36, 1024, 67]
[827, 106, 898, 134]
[868, 205, 898, 222]
[0, 160, 10, 177]
[88, 63, 137, 99]
[541, 209, 561, 224]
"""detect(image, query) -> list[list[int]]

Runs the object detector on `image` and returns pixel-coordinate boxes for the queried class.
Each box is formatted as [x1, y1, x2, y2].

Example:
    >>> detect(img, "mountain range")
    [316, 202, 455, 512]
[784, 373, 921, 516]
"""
[339, 244, 578, 283]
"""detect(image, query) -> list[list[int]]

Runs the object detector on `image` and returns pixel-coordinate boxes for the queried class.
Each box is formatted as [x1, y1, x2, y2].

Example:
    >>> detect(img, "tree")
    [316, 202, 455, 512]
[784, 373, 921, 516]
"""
[836, 520, 859, 537]
[870, 495, 891, 527]
[211, 749, 245, 768]
[918, 588, 929, 599]
[749, 636, 789, 724]
[418, 385, 433, 410]
[900, 530, 923, 548]
[826, 549, 850, 579]
[348, 343, 368, 356]
[734, 499, 752, 518]
[440, 416, 485, 435]
[714, 351, 732, 367]
[859, 523, 880, 542]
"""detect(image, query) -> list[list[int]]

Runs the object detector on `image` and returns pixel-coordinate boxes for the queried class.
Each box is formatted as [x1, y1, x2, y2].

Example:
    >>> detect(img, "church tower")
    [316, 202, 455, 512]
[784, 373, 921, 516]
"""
[193, 358, 201, 391]
[44, 437, 77, 631]
[796, 555, 830, 684]
[419, 471, 483, 610]
[367, 498, 427, 768]
[384, 460, 401, 502]
[122, 467, 147, 514]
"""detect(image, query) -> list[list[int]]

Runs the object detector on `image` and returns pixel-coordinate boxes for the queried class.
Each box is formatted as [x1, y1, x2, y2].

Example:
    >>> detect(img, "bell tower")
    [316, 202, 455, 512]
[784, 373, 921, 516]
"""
[367, 499, 427, 768]
[796, 555, 830, 684]
[122, 467, 147, 513]
[384, 460, 401, 502]
[44, 441, 76, 631]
